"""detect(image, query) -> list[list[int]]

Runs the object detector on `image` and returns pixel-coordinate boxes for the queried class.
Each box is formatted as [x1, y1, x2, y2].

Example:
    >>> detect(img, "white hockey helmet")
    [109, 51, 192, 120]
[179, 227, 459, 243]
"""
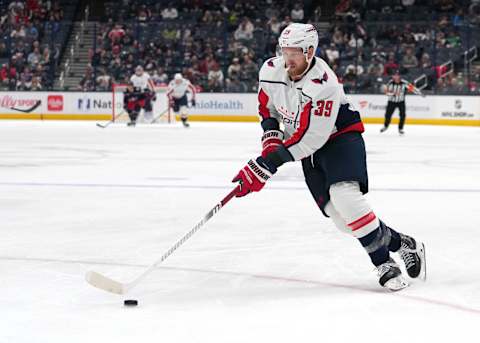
[174, 73, 182, 80]
[278, 23, 318, 59]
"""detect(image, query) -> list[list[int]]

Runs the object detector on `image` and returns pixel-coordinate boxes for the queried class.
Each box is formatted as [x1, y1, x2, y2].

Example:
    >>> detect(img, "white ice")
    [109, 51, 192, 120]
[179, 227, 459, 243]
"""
[1, 120, 479, 343]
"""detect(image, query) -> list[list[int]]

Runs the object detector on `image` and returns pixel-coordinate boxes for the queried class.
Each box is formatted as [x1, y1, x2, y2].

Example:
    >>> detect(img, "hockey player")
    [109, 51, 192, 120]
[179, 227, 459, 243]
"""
[167, 73, 196, 127]
[231, 23, 426, 291]
[123, 83, 141, 126]
[129, 65, 155, 122]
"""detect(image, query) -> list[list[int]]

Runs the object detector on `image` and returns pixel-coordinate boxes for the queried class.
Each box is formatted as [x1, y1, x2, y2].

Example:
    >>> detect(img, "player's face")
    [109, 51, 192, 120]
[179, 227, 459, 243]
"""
[282, 47, 308, 77]
[393, 74, 400, 82]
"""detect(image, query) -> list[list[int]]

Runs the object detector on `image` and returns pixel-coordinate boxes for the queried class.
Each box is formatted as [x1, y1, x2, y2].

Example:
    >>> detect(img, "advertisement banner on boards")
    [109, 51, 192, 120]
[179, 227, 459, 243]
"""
[0, 91, 479, 124]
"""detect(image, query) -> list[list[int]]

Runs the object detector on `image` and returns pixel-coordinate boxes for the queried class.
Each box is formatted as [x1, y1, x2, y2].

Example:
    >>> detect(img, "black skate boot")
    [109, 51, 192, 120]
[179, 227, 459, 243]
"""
[399, 129, 405, 135]
[181, 117, 190, 128]
[377, 258, 409, 291]
[127, 121, 136, 127]
[380, 126, 388, 133]
[397, 234, 426, 280]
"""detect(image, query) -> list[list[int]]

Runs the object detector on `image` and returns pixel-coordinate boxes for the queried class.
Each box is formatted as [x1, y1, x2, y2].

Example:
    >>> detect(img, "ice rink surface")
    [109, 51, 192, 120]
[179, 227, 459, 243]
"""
[1, 120, 479, 343]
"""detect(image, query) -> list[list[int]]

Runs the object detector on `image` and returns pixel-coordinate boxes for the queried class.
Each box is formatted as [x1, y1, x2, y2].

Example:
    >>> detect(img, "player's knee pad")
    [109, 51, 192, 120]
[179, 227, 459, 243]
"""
[324, 202, 350, 234]
[329, 181, 379, 238]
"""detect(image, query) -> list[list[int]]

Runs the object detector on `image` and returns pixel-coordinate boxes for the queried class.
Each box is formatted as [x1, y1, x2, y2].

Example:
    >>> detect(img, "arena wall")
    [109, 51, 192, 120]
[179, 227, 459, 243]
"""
[0, 92, 479, 126]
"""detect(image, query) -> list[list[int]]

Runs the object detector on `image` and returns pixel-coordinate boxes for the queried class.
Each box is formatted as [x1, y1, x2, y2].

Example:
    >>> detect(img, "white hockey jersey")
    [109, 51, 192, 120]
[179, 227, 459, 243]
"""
[258, 56, 364, 161]
[167, 78, 196, 99]
[130, 73, 152, 90]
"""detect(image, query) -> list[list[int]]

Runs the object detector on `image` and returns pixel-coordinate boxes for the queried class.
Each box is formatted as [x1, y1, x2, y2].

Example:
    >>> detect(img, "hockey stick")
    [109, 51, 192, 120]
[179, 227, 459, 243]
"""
[85, 185, 241, 294]
[96, 110, 127, 128]
[10, 100, 41, 113]
[149, 107, 169, 124]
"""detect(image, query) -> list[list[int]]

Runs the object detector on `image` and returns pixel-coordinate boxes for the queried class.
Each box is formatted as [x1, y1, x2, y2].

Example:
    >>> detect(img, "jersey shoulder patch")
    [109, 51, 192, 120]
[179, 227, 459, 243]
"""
[302, 59, 338, 100]
[259, 56, 284, 81]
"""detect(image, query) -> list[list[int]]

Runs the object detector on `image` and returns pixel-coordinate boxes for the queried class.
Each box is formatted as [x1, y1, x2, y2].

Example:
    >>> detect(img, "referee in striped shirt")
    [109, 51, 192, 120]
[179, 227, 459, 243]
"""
[380, 70, 424, 135]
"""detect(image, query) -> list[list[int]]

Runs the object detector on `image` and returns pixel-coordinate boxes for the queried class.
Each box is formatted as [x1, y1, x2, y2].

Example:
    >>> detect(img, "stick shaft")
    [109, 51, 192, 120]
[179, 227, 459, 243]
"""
[122, 186, 240, 293]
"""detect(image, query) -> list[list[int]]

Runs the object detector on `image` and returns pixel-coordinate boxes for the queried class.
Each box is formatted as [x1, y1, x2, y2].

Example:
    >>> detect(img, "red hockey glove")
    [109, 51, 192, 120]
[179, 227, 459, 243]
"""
[261, 130, 284, 158]
[232, 157, 277, 197]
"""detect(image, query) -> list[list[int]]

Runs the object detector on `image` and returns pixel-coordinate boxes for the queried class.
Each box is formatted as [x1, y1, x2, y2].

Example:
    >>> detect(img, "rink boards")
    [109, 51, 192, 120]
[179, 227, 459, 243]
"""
[0, 91, 479, 126]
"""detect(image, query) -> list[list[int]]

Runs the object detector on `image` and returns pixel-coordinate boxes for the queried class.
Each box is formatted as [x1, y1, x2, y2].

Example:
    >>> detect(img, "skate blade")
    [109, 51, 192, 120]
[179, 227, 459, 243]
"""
[384, 276, 409, 291]
[418, 242, 426, 281]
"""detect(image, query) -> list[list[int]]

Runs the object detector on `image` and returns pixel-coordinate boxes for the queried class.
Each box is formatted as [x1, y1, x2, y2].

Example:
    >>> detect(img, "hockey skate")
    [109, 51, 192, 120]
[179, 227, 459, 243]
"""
[127, 121, 136, 127]
[380, 126, 388, 133]
[399, 129, 405, 135]
[377, 258, 409, 291]
[181, 118, 190, 128]
[397, 234, 426, 280]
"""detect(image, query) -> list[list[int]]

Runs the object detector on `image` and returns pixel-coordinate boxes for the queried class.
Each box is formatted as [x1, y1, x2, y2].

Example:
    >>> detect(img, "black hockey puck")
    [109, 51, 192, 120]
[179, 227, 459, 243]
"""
[124, 299, 138, 306]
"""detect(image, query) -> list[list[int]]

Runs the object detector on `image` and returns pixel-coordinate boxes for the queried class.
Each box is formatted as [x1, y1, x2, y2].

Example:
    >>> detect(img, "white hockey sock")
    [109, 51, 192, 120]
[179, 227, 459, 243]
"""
[329, 181, 379, 238]
[324, 201, 350, 234]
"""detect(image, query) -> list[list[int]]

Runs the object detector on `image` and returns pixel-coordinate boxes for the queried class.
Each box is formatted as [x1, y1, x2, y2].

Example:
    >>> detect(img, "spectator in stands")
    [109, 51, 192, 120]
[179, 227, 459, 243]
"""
[291, 3, 304, 21]
[419, 53, 432, 69]
[25, 22, 39, 42]
[96, 69, 111, 91]
[335, 0, 352, 17]
[10, 24, 26, 39]
[207, 64, 224, 92]
[268, 16, 282, 36]
[31, 76, 42, 91]
[332, 28, 345, 47]
[78, 67, 95, 91]
[137, 5, 151, 22]
[312, 5, 322, 22]
[402, 0, 416, 7]
[234, 17, 254, 41]
[17, 66, 32, 90]
[384, 52, 399, 75]
[27, 47, 41, 67]
[280, 15, 292, 31]
[438, 15, 449, 28]
[325, 43, 340, 65]
[40, 47, 51, 67]
[452, 8, 465, 27]
[343, 65, 357, 92]
[346, 62, 364, 76]
[446, 77, 465, 94]
[367, 58, 385, 77]
[445, 30, 461, 48]
[225, 74, 248, 93]
[240, 54, 258, 85]
[435, 77, 448, 94]
[437, 0, 455, 12]
[108, 24, 125, 45]
[162, 3, 178, 20]
[348, 33, 364, 48]
[151, 67, 168, 86]
[401, 47, 418, 69]
[227, 57, 241, 79]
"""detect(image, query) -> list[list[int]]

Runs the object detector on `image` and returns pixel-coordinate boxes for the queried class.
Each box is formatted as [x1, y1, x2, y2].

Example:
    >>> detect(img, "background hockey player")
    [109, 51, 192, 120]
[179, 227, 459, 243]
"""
[129, 65, 155, 122]
[380, 70, 425, 135]
[167, 73, 196, 127]
[123, 83, 141, 126]
[231, 23, 426, 291]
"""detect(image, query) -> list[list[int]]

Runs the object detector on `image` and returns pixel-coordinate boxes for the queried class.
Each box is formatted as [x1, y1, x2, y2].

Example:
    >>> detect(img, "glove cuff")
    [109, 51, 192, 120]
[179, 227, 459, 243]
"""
[261, 130, 284, 144]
